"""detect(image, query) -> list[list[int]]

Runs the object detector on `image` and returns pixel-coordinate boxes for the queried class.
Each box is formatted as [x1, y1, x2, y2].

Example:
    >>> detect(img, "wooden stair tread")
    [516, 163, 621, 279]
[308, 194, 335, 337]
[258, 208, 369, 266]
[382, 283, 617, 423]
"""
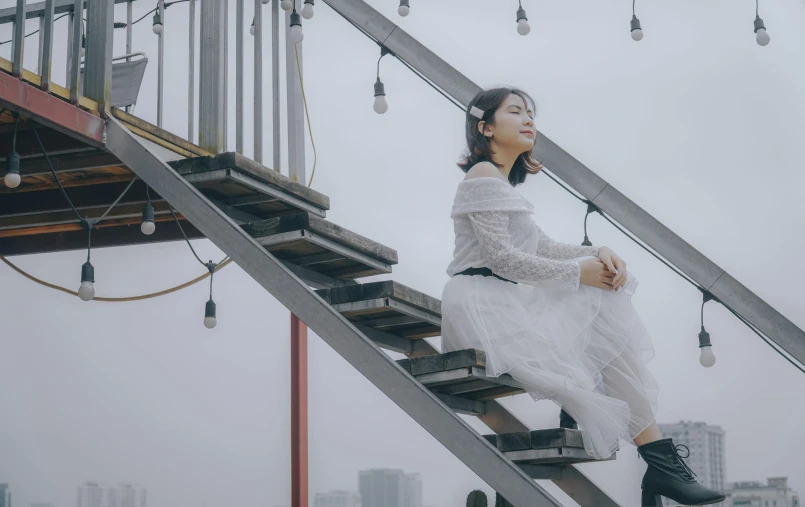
[483, 429, 617, 466]
[170, 152, 329, 218]
[397, 349, 525, 401]
[246, 212, 397, 280]
[316, 281, 440, 339]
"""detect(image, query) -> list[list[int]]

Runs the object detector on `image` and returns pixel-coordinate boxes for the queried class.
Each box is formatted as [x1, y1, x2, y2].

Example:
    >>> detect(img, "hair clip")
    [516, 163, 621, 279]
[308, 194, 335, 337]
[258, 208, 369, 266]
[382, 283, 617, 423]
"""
[469, 106, 485, 120]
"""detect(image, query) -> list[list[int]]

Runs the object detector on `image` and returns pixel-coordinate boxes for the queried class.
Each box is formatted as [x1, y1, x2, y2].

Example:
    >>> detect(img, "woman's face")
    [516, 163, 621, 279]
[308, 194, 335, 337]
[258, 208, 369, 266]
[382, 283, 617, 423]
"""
[482, 93, 536, 154]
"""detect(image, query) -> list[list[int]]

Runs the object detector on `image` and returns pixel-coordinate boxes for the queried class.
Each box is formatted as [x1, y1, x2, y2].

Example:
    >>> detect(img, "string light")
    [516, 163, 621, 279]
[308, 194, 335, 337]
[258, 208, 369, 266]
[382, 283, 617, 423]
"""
[373, 46, 390, 114]
[516, 1, 530, 36]
[78, 220, 96, 301]
[753, 0, 770, 46]
[698, 291, 717, 367]
[630, 0, 643, 41]
[580, 200, 601, 246]
[289, 5, 304, 44]
[301, 0, 314, 19]
[280, 0, 293, 11]
[141, 185, 156, 235]
[398, 0, 409, 17]
[152, 9, 163, 34]
[4, 113, 21, 189]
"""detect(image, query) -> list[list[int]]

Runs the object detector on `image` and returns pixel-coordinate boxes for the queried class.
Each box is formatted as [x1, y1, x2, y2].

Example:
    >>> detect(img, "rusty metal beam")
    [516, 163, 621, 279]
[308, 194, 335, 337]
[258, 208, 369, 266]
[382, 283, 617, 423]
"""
[0, 72, 104, 147]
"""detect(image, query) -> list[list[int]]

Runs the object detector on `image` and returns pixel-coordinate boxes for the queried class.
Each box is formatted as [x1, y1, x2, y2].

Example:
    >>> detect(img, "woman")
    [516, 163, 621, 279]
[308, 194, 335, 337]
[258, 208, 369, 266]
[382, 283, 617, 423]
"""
[441, 87, 726, 507]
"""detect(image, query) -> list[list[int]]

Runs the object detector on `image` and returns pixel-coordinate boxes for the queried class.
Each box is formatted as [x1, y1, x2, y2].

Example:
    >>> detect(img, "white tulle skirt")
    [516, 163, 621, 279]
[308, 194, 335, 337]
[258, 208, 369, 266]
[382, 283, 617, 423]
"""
[441, 258, 659, 460]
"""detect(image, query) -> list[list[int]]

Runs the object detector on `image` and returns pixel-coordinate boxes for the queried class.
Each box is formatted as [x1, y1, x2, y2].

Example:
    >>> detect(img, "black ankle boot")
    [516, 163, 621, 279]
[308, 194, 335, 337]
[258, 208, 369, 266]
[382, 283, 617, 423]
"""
[559, 409, 578, 429]
[637, 438, 725, 506]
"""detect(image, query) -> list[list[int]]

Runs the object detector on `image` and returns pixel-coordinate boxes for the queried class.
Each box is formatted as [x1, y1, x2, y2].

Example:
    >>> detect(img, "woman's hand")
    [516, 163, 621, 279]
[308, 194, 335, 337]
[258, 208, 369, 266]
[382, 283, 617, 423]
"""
[579, 258, 615, 290]
[597, 246, 627, 290]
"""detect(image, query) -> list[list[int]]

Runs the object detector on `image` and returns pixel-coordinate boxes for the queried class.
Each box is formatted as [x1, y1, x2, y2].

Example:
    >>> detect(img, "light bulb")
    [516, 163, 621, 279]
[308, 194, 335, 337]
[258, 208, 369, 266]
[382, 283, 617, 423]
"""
[289, 24, 303, 44]
[756, 27, 770, 46]
[373, 95, 388, 114]
[280, 0, 292, 11]
[78, 261, 95, 301]
[141, 220, 155, 235]
[301, 3, 314, 19]
[204, 299, 217, 329]
[261, 0, 269, 3]
[250, 21, 255, 36]
[631, 28, 643, 41]
[4, 172, 20, 188]
[152, 23, 163, 34]
[78, 281, 95, 301]
[699, 346, 716, 367]
[398, 5, 409, 16]
[517, 18, 530, 35]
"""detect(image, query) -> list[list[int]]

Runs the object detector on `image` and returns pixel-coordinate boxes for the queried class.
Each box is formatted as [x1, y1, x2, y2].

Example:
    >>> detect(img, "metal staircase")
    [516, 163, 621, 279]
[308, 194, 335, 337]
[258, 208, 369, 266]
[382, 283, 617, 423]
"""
[1, 0, 803, 505]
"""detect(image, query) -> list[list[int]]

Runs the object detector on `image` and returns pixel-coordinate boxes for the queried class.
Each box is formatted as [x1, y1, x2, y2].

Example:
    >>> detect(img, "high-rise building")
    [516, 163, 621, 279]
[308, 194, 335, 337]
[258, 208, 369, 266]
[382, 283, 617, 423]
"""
[0, 484, 11, 507]
[724, 477, 800, 507]
[659, 421, 726, 507]
[358, 469, 423, 507]
[313, 490, 361, 507]
[77, 483, 147, 507]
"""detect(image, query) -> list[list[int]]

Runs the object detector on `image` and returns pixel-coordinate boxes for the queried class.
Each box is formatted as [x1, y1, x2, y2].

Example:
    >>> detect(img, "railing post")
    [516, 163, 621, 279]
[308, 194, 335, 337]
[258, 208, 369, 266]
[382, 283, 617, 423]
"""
[199, 0, 226, 153]
[157, 0, 164, 126]
[253, 0, 262, 162]
[40, 0, 55, 91]
[272, 0, 279, 171]
[286, 0, 304, 183]
[188, 0, 196, 142]
[68, 0, 82, 104]
[84, 0, 114, 111]
[12, 0, 25, 77]
[236, 0, 244, 154]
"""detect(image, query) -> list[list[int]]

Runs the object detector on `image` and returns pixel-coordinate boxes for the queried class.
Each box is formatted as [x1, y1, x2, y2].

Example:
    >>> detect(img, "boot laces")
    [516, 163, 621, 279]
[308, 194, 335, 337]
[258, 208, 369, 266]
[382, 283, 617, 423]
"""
[671, 444, 697, 480]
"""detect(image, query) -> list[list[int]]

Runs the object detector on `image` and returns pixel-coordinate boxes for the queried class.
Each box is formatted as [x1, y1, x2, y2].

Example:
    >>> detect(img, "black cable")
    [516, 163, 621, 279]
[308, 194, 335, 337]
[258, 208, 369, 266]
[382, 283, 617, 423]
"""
[0, 12, 70, 46]
[94, 178, 138, 224]
[168, 204, 206, 267]
[86, 223, 92, 262]
[32, 127, 85, 225]
[633, 0, 636, 16]
[725, 305, 805, 375]
[123, 0, 189, 28]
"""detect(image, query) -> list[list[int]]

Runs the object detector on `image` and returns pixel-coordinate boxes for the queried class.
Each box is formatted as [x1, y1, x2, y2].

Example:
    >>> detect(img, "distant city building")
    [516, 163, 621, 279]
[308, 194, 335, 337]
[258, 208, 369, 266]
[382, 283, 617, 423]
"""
[77, 483, 147, 507]
[31, 502, 55, 507]
[0, 484, 11, 507]
[659, 421, 726, 507]
[724, 477, 800, 507]
[358, 469, 423, 507]
[313, 490, 361, 507]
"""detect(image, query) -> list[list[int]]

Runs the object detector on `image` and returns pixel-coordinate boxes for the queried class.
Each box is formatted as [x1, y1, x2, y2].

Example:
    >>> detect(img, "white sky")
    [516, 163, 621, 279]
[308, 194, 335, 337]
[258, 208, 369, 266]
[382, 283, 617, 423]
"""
[1, 0, 804, 506]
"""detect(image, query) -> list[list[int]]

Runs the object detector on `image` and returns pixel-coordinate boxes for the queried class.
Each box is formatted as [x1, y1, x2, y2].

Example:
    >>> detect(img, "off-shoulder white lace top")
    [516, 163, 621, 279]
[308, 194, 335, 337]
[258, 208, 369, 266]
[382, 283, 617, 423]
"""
[445, 176, 600, 291]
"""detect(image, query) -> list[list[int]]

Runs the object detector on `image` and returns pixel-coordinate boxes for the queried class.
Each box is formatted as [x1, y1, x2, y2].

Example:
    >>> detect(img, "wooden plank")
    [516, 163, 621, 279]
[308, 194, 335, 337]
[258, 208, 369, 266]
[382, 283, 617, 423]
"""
[0, 212, 179, 238]
[0, 216, 203, 256]
[314, 280, 439, 317]
[123, 123, 201, 159]
[111, 107, 213, 157]
[0, 172, 132, 193]
[169, 152, 330, 211]
[493, 429, 586, 452]
[16, 151, 122, 177]
[443, 349, 486, 370]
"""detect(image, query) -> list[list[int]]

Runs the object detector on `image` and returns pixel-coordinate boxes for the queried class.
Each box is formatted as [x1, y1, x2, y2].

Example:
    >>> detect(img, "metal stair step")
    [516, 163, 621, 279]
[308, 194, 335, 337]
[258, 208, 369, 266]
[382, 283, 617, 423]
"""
[245, 212, 397, 280]
[170, 151, 330, 219]
[483, 429, 617, 467]
[315, 280, 441, 340]
[397, 348, 526, 401]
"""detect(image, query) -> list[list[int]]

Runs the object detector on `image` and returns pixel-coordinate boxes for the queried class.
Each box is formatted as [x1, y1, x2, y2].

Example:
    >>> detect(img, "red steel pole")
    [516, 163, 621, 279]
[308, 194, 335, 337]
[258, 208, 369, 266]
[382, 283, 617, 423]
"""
[291, 313, 309, 507]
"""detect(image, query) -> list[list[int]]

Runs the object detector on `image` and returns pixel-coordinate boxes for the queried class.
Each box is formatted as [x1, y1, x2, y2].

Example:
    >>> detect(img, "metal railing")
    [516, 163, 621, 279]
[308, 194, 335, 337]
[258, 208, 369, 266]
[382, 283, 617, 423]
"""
[0, 0, 305, 182]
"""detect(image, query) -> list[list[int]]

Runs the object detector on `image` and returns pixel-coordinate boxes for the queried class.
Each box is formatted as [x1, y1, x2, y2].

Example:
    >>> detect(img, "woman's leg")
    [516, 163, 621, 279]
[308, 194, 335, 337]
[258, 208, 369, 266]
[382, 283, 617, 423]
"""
[633, 421, 662, 446]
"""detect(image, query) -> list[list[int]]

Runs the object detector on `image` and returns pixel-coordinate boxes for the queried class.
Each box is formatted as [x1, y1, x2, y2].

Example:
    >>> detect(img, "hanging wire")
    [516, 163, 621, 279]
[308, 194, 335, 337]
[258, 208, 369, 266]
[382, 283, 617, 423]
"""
[32, 127, 85, 224]
[0, 13, 70, 46]
[167, 204, 207, 267]
[633, 0, 636, 16]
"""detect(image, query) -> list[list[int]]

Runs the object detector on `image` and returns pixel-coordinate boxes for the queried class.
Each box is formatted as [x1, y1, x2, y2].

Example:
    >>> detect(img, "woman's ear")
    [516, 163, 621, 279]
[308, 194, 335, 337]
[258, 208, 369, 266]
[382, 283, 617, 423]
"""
[477, 121, 492, 137]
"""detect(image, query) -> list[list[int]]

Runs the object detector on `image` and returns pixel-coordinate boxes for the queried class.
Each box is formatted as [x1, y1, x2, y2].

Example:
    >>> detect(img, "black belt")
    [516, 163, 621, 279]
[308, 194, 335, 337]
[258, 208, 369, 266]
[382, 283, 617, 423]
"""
[455, 267, 516, 284]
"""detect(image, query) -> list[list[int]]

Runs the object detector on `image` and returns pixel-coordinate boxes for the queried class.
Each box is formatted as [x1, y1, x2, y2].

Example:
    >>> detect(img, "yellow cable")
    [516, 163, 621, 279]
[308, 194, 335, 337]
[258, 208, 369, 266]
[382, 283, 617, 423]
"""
[0, 254, 232, 302]
[294, 42, 317, 188]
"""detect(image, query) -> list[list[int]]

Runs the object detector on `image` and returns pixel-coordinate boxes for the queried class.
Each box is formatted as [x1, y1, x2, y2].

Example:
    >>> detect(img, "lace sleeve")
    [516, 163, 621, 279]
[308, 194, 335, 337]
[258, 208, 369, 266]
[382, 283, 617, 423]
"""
[468, 210, 581, 291]
[536, 228, 600, 260]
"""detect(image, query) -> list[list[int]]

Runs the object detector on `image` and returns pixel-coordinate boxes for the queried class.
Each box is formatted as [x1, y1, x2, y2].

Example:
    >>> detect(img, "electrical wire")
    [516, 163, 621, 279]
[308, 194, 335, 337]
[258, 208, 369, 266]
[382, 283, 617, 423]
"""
[0, 12, 70, 46]
[167, 204, 206, 267]
[294, 42, 318, 188]
[0, 254, 232, 302]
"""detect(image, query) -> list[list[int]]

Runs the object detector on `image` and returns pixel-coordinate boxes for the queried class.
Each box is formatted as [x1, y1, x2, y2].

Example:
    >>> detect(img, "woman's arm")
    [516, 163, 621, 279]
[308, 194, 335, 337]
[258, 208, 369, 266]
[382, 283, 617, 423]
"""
[468, 210, 584, 290]
[536, 228, 600, 260]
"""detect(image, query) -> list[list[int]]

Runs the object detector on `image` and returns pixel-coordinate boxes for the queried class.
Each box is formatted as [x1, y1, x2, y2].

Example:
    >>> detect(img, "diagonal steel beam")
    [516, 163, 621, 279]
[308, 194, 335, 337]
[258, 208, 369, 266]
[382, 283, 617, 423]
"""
[105, 117, 566, 507]
[321, 0, 805, 368]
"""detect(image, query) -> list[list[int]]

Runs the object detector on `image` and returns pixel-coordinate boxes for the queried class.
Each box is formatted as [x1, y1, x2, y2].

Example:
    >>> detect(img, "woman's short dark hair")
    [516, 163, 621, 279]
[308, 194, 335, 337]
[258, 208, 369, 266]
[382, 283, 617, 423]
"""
[457, 87, 543, 187]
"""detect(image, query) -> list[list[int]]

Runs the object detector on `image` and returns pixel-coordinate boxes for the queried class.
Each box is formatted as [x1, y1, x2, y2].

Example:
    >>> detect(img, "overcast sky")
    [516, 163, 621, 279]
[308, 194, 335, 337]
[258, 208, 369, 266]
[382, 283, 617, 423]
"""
[1, 0, 804, 506]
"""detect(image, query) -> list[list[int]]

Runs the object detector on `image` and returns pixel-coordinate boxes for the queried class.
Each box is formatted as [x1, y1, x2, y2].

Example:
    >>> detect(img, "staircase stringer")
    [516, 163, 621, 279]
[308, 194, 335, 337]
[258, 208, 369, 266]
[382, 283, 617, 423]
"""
[105, 117, 567, 507]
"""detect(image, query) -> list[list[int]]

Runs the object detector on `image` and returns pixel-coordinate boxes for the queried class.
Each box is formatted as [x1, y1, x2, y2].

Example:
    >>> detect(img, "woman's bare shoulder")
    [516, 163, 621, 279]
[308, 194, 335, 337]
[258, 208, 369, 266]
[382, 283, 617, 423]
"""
[464, 162, 506, 181]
